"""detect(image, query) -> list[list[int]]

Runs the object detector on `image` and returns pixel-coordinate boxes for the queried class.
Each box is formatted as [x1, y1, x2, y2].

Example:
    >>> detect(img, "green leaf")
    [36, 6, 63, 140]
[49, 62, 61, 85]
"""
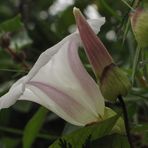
[93, 133, 130, 148]
[132, 123, 148, 133]
[0, 15, 23, 33]
[0, 137, 20, 148]
[13, 101, 32, 113]
[131, 119, 148, 146]
[23, 107, 48, 148]
[99, 0, 122, 22]
[122, 19, 130, 45]
[50, 115, 119, 148]
[132, 46, 141, 84]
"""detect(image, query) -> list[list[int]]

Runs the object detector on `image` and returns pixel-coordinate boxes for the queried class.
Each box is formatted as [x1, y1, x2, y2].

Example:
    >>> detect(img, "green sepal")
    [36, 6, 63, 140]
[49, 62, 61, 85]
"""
[103, 107, 126, 135]
[100, 64, 131, 102]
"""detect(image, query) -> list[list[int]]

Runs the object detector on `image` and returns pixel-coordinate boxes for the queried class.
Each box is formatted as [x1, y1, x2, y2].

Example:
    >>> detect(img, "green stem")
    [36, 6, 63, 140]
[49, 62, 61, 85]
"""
[132, 46, 141, 84]
[118, 96, 134, 148]
[0, 126, 57, 140]
[121, 0, 135, 11]
[100, 0, 122, 22]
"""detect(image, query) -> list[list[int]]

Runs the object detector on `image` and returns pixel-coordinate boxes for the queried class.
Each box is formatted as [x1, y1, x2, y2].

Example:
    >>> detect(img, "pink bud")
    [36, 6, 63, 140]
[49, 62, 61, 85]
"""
[73, 7, 113, 78]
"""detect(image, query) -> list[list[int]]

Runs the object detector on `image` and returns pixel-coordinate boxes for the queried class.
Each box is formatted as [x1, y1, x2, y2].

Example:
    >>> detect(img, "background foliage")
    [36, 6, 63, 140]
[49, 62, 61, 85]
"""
[0, 0, 147, 147]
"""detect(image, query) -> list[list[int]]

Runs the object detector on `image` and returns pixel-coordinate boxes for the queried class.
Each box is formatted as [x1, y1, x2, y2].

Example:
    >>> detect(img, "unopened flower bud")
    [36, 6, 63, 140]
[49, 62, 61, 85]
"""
[100, 64, 131, 101]
[73, 7, 113, 78]
[130, 8, 148, 48]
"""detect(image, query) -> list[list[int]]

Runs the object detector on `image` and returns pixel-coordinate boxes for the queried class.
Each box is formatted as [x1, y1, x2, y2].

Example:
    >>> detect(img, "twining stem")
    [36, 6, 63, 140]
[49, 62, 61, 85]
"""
[0, 33, 30, 70]
[5, 47, 30, 70]
[0, 126, 57, 140]
[121, 0, 135, 11]
[132, 46, 141, 84]
[118, 95, 134, 148]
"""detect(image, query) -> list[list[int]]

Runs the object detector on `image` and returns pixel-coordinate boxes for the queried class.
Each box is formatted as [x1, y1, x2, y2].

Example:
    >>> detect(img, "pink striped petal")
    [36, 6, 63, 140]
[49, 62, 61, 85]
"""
[19, 88, 83, 126]
[68, 40, 104, 116]
[30, 37, 104, 113]
[19, 88, 84, 126]
[27, 81, 99, 126]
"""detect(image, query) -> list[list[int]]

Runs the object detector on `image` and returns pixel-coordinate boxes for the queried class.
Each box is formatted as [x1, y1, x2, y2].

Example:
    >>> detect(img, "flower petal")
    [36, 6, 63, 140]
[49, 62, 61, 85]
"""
[26, 33, 80, 82]
[0, 77, 24, 109]
[26, 82, 99, 126]
[22, 37, 105, 126]
[19, 87, 85, 126]
[68, 40, 105, 116]
[26, 17, 105, 82]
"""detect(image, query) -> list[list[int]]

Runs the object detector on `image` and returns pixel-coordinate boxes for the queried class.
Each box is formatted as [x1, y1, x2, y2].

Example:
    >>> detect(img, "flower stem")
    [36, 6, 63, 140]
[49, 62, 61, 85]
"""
[6, 47, 30, 70]
[121, 0, 135, 12]
[118, 95, 134, 148]
[0, 126, 57, 140]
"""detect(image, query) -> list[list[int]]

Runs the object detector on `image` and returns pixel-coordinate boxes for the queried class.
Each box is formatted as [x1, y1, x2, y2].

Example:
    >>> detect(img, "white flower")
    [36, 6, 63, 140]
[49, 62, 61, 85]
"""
[0, 10, 105, 126]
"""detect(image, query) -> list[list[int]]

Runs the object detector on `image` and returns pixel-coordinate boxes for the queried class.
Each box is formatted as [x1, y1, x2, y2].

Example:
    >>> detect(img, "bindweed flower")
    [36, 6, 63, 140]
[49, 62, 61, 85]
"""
[73, 7, 131, 101]
[0, 10, 107, 126]
[0, 8, 128, 129]
[130, 8, 148, 48]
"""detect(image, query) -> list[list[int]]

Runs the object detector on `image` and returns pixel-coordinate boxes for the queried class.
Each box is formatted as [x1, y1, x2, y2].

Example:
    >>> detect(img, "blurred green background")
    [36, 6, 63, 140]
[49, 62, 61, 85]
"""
[0, 0, 148, 147]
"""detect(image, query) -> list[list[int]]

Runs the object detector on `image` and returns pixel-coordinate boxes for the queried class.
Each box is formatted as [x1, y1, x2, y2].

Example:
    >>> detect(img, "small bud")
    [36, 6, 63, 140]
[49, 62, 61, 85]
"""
[0, 33, 10, 48]
[130, 8, 148, 48]
[100, 64, 131, 102]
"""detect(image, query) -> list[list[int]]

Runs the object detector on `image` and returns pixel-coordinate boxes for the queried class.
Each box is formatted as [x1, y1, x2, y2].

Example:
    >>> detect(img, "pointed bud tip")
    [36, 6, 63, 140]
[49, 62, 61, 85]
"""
[73, 7, 82, 18]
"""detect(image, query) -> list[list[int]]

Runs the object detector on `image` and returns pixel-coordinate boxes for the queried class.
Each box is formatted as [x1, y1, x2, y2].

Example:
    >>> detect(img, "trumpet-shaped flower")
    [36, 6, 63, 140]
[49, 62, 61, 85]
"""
[0, 10, 106, 126]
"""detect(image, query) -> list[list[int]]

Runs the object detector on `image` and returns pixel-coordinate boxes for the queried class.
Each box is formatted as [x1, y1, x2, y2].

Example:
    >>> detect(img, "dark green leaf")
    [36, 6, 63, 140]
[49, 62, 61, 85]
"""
[132, 123, 148, 133]
[23, 107, 48, 148]
[0, 137, 20, 148]
[93, 134, 130, 148]
[0, 15, 23, 33]
[13, 101, 32, 113]
[50, 115, 119, 148]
